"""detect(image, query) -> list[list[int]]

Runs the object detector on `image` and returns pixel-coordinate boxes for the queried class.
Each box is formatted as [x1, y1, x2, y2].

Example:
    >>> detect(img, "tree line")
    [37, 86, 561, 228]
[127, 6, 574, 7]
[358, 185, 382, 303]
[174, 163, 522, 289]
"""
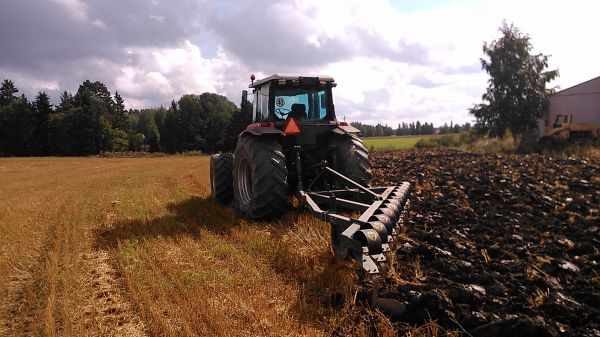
[351, 121, 472, 137]
[0, 79, 249, 156]
[0, 78, 477, 157]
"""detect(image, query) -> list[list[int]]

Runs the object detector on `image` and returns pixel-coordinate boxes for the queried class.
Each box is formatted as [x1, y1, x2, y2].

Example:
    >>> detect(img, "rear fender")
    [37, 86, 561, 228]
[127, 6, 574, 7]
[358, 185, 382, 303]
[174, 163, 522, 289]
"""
[332, 124, 361, 135]
[239, 125, 285, 138]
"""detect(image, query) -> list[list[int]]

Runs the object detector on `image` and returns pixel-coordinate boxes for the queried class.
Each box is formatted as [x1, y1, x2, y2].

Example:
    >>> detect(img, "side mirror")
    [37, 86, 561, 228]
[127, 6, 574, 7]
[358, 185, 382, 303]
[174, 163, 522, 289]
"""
[242, 90, 248, 105]
[241, 90, 252, 121]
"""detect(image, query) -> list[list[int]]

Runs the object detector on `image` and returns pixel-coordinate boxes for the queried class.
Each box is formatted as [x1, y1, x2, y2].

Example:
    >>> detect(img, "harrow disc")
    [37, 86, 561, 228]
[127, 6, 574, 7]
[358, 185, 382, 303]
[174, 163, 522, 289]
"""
[354, 229, 383, 256]
[367, 221, 389, 244]
[368, 214, 394, 233]
[383, 201, 400, 215]
[385, 197, 402, 206]
[375, 207, 398, 226]
[392, 184, 411, 202]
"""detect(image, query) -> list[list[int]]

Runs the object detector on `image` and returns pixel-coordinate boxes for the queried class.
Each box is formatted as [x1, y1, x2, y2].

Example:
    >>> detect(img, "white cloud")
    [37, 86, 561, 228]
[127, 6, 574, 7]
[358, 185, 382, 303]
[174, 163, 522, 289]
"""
[115, 41, 246, 109]
[317, 57, 487, 126]
[0, 69, 61, 94]
[50, 0, 106, 28]
[149, 15, 166, 23]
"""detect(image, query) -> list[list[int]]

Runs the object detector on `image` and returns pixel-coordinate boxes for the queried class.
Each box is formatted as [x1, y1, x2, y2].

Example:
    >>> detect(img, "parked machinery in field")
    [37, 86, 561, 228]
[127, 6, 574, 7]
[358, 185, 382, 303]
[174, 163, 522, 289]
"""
[539, 113, 599, 148]
[210, 74, 411, 307]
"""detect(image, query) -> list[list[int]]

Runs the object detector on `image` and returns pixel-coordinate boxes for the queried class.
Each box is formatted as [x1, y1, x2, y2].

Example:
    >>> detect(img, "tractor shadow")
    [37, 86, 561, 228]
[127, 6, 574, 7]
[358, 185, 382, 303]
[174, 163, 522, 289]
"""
[94, 195, 359, 324]
[95, 196, 241, 250]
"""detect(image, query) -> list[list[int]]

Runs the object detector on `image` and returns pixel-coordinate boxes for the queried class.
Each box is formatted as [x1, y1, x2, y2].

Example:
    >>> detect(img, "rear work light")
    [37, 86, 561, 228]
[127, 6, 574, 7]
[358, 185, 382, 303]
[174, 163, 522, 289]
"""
[247, 122, 275, 129]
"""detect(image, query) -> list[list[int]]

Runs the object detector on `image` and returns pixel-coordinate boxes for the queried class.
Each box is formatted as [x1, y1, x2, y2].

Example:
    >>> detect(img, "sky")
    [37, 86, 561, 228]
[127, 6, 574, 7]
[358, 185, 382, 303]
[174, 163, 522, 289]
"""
[1, 0, 599, 127]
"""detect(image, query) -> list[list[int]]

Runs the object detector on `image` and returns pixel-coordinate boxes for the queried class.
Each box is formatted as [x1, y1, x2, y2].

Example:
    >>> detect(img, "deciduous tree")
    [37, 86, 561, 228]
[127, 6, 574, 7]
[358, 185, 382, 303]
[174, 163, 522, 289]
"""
[470, 22, 558, 141]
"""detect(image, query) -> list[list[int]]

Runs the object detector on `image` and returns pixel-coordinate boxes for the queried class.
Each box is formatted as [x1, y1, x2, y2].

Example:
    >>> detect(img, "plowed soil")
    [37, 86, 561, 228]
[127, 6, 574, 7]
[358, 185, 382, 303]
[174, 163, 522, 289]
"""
[371, 149, 600, 336]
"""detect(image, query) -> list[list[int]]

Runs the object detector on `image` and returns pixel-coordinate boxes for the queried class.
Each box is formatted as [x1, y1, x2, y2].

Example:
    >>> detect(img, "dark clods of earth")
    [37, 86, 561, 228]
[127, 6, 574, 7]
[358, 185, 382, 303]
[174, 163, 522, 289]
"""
[370, 149, 599, 336]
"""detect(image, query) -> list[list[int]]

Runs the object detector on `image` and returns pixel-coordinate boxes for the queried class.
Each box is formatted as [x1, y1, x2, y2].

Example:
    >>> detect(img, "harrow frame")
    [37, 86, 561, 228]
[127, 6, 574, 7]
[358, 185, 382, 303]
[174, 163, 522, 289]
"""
[294, 149, 411, 280]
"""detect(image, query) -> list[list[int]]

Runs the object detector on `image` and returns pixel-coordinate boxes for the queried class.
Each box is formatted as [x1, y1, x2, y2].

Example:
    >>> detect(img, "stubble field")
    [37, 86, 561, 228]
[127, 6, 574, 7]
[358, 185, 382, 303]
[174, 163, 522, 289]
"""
[0, 149, 598, 336]
[0, 156, 391, 337]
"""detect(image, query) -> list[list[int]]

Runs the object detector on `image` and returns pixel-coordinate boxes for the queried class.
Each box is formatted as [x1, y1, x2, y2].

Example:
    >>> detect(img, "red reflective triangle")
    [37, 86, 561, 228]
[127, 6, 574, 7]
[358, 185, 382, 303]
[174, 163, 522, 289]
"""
[284, 117, 301, 135]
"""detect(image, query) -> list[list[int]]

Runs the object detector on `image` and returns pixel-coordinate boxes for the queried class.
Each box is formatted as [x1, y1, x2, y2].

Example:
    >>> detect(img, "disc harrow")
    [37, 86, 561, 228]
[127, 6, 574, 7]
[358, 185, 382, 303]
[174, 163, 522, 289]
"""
[297, 158, 411, 305]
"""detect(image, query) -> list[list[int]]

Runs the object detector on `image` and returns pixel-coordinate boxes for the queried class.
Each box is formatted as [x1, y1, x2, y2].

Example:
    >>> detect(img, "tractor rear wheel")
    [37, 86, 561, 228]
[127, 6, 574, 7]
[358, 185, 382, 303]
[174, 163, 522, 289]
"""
[333, 135, 373, 186]
[233, 136, 288, 220]
[210, 153, 234, 203]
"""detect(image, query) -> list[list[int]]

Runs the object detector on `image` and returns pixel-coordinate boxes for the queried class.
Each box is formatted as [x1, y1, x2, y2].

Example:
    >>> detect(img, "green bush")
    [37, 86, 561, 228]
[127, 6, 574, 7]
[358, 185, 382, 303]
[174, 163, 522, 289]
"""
[415, 131, 478, 148]
[414, 138, 437, 148]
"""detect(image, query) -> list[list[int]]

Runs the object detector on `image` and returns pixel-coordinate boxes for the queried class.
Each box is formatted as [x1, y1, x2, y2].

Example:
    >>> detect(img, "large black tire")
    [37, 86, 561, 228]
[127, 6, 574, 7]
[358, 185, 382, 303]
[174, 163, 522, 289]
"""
[333, 134, 373, 186]
[210, 153, 234, 203]
[233, 137, 288, 220]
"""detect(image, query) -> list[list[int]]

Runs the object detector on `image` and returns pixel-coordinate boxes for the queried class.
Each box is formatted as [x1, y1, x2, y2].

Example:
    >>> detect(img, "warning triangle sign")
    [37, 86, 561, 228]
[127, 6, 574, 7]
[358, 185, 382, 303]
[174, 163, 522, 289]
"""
[284, 117, 301, 135]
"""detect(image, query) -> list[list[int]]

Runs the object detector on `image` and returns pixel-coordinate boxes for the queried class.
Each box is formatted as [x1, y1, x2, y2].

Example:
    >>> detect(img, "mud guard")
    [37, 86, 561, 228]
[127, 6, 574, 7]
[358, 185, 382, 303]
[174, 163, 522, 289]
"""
[332, 124, 361, 135]
[239, 127, 285, 138]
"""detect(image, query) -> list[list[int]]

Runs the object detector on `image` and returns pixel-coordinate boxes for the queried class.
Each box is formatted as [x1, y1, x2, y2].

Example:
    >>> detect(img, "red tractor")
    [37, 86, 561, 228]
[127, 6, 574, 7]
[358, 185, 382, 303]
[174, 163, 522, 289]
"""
[210, 74, 411, 304]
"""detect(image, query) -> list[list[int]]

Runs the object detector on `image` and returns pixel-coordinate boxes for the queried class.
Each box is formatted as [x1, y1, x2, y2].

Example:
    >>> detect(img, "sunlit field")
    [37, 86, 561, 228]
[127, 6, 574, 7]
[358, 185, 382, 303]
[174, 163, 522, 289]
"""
[0, 156, 408, 337]
[363, 136, 423, 150]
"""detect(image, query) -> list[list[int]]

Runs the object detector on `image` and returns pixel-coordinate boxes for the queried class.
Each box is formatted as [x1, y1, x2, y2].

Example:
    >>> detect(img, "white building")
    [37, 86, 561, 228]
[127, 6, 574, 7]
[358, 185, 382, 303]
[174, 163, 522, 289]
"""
[539, 75, 600, 135]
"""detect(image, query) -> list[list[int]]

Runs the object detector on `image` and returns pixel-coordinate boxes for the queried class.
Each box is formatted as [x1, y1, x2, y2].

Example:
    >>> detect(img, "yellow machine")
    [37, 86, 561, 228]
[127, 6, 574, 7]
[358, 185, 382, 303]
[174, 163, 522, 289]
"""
[539, 114, 598, 147]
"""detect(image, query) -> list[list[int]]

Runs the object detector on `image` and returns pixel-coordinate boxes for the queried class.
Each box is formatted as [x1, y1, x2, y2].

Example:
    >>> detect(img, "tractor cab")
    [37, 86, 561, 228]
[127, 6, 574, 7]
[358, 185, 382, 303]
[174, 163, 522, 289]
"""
[240, 74, 360, 146]
[248, 73, 337, 125]
[241, 74, 359, 147]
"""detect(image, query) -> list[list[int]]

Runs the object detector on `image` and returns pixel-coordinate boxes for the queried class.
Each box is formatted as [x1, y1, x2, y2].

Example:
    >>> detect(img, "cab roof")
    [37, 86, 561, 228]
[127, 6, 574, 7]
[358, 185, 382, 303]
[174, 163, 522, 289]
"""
[249, 73, 335, 88]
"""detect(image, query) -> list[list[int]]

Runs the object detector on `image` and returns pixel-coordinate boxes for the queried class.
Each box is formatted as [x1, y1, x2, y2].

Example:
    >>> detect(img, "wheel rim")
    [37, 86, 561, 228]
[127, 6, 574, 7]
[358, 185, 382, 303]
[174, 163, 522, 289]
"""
[237, 157, 253, 206]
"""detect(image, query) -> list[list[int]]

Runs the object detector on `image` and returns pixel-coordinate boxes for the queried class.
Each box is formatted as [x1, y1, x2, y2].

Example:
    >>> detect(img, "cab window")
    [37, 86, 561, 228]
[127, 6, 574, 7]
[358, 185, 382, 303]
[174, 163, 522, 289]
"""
[257, 86, 269, 121]
[273, 88, 329, 121]
[252, 91, 258, 122]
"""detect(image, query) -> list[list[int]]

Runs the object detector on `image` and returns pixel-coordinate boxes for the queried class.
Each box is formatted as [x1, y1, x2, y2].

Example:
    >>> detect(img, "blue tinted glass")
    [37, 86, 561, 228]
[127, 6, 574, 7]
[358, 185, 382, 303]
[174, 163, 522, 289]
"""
[317, 91, 327, 119]
[274, 89, 328, 121]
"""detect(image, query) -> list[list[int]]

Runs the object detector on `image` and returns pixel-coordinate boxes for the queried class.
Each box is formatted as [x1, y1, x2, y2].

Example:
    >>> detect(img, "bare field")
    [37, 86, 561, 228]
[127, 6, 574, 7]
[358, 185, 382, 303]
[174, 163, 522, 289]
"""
[0, 157, 399, 337]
